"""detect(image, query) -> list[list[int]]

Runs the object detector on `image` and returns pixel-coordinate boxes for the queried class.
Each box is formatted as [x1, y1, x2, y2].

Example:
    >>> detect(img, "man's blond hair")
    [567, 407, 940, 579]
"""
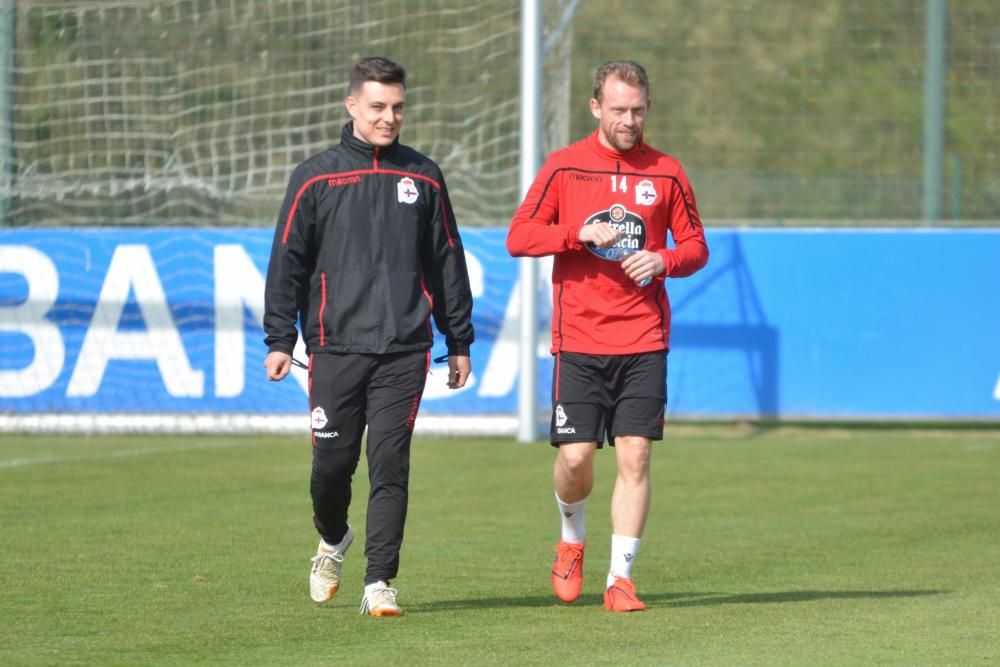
[592, 60, 649, 102]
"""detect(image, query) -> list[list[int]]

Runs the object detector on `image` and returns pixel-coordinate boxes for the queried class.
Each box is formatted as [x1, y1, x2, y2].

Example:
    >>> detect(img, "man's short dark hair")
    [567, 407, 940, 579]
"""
[349, 57, 406, 93]
[592, 60, 649, 102]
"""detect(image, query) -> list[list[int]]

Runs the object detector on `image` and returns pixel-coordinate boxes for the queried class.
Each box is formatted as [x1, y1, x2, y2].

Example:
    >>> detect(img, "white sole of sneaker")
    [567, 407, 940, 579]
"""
[368, 607, 403, 617]
[310, 580, 338, 603]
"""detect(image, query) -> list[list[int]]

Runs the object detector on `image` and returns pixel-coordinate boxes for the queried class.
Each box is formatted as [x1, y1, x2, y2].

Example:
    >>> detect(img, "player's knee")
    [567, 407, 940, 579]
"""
[558, 445, 595, 476]
[312, 445, 358, 482]
[616, 437, 651, 472]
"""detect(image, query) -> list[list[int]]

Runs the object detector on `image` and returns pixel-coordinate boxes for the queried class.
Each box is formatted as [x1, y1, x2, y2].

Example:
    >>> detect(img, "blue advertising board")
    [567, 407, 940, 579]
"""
[1, 228, 998, 419]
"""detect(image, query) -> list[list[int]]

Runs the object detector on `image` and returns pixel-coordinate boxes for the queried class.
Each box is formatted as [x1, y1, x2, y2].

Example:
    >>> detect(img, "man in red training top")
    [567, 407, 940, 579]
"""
[507, 60, 708, 612]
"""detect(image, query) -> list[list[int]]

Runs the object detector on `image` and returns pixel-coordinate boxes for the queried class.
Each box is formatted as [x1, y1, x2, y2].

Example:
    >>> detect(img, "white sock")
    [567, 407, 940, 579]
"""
[607, 534, 641, 586]
[555, 493, 587, 544]
[321, 524, 354, 554]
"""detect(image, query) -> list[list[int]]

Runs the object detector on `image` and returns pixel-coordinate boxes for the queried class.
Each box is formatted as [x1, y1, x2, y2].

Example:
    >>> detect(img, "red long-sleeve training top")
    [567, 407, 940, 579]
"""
[507, 131, 709, 355]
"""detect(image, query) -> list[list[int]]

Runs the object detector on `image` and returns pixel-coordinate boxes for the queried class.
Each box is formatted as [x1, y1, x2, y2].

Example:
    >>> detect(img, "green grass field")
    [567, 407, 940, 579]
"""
[2, 424, 998, 666]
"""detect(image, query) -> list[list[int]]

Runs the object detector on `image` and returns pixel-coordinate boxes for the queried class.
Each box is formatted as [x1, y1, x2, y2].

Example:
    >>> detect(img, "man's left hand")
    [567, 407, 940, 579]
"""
[621, 250, 664, 284]
[447, 355, 472, 389]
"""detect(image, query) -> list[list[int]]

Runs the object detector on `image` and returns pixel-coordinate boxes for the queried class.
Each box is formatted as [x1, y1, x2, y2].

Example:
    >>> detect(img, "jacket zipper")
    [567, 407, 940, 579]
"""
[371, 146, 383, 339]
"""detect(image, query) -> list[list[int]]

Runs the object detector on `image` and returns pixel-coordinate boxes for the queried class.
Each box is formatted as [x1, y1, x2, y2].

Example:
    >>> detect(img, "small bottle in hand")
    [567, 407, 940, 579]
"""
[618, 248, 651, 287]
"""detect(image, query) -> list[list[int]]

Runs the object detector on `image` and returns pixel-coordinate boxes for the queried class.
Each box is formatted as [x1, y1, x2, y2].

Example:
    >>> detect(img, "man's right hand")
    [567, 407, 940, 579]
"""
[578, 222, 622, 248]
[264, 350, 293, 381]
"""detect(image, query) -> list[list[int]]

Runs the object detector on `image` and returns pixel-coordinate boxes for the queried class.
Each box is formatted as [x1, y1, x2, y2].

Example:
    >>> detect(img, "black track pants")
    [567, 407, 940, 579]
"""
[308, 351, 428, 584]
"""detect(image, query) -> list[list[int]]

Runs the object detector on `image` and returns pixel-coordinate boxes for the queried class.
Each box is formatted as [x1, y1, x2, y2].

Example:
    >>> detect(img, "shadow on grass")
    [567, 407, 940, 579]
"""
[661, 589, 951, 608]
[409, 589, 950, 613]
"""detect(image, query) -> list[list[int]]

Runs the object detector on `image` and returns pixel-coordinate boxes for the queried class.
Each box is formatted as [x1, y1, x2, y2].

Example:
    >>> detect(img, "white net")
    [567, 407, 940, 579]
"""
[0, 1, 572, 434]
[562, 0, 1000, 223]
[2, 0, 572, 227]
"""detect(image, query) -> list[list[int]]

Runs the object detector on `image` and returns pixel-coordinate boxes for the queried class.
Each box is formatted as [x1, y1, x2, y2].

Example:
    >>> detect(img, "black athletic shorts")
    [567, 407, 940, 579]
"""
[550, 351, 667, 447]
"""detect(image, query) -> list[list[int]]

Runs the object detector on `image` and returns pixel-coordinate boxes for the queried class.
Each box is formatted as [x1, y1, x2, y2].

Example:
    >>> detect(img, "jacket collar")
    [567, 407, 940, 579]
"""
[340, 121, 399, 160]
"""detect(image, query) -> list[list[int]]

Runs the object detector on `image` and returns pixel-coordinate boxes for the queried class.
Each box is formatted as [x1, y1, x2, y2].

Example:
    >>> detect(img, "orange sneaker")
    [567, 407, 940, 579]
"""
[603, 576, 646, 612]
[551, 541, 585, 602]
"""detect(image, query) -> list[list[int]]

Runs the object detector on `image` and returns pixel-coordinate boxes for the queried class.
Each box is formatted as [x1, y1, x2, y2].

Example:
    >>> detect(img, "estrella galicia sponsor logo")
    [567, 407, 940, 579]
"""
[583, 203, 647, 261]
[311, 406, 328, 430]
[397, 177, 419, 204]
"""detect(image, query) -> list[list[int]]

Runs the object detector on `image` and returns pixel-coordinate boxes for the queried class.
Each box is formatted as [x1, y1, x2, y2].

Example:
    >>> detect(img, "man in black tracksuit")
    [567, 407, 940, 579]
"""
[263, 57, 474, 617]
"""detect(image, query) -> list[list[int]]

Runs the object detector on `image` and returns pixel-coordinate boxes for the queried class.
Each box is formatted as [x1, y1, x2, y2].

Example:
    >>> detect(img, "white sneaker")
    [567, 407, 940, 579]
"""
[359, 582, 403, 617]
[309, 526, 353, 603]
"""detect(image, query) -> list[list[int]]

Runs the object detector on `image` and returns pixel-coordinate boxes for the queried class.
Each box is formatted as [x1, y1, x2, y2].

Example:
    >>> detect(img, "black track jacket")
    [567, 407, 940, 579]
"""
[264, 122, 475, 358]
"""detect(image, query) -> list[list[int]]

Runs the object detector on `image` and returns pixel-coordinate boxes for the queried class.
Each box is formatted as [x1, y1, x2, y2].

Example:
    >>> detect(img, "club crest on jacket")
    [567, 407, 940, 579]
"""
[397, 177, 419, 204]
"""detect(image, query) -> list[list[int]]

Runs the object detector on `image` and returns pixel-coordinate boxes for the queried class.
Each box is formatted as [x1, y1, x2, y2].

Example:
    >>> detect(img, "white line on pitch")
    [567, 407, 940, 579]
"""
[0, 438, 274, 471]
